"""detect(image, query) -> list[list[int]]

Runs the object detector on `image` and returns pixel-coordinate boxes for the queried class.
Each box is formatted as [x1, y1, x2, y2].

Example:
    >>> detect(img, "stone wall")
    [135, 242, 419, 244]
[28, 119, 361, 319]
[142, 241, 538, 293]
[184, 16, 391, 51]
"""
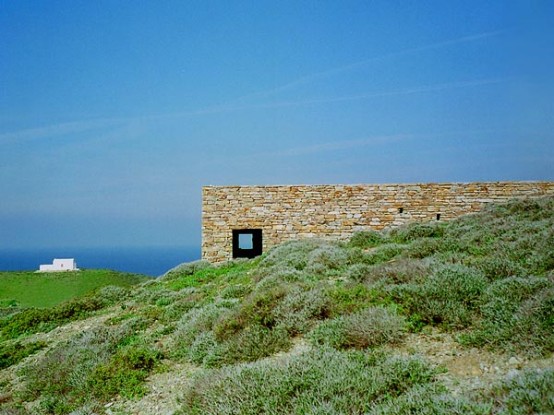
[202, 181, 554, 263]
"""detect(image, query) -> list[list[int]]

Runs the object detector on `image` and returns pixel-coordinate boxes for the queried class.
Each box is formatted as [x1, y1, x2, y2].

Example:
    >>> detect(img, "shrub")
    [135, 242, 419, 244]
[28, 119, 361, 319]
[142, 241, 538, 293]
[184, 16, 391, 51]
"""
[521, 229, 554, 275]
[174, 304, 229, 349]
[220, 284, 251, 299]
[160, 296, 198, 323]
[258, 265, 304, 284]
[503, 197, 554, 220]
[259, 239, 322, 270]
[389, 222, 445, 243]
[0, 406, 26, 415]
[273, 287, 330, 334]
[161, 260, 212, 280]
[22, 324, 133, 411]
[461, 277, 554, 355]
[471, 254, 525, 280]
[88, 344, 162, 400]
[304, 244, 349, 275]
[479, 276, 549, 324]
[490, 368, 554, 414]
[393, 264, 487, 329]
[0, 340, 46, 369]
[180, 348, 437, 415]
[307, 318, 345, 349]
[363, 243, 404, 265]
[0, 296, 106, 339]
[349, 230, 384, 248]
[367, 258, 430, 284]
[368, 384, 490, 415]
[346, 246, 368, 264]
[96, 285, 130, 305]
[406, 238, 441, 259]
[213, 283, 289, 339]
[345, 262, 374, 283]
[131, 286, 181, 306]
[308, 307, 405, 349]
[188, 331, 219, 365]
[216, 324, 291, 366]
[327, 283, 389, 315]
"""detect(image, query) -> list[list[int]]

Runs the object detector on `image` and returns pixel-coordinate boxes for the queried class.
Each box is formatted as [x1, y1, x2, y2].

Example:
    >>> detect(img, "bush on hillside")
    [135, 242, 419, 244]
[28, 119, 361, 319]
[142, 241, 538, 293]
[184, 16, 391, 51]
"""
[0, 295, 107, 339]
[173, 303, 229, 352]
[349, 230, 385, 249]
[273, 287, 330, 335]
[489, 368, 554, 414]
[97, 285, 130, 304]
[362, 243, 404, 265]
[220, 283, 251, 299]
[344, 263, 374, 283]
[368, 384, 490, 415]
[389, 222, 445, 243]
[304, 244, 349, 276]
[158, 294, 200, 323]
[88, 343, 163, 400]
[308, 306, 405, 349]
[366, 258, 430, 284]
[0, 340, 47, 369]
[502, 197, 554, 221]
[22, 322, 137, 412]
[460, 277, 554, 355]
[213, 282, 289, 339]
[257, 265, 304, 284]
[406, 237, 442, 258]
[180, 348, 436, 415]
[471, 253, 526, 280]
[392, 264, 487, 329]
[161, 260, 212, 280]
[259, 239, 322, 270]
[215, 324, 291, 366]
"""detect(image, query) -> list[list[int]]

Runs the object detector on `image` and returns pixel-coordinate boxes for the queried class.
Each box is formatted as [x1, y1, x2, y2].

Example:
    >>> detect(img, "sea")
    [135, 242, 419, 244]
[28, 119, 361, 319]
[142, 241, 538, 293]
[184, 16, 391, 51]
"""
[0, 246, 201, 277]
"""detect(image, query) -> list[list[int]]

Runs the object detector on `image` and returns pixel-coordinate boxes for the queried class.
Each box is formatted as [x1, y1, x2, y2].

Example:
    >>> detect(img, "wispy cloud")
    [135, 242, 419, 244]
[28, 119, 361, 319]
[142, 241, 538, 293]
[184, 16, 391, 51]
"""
[145, 77, 509, 120]
[0, 118, 124, 144]
[275, 134, 411, 156]
[0, 31, 505, 144]
[227, 30, 504, 103]
[254, 128, 512, 159]
[0, 77, 508, 145]
[219, 78, 508, 111]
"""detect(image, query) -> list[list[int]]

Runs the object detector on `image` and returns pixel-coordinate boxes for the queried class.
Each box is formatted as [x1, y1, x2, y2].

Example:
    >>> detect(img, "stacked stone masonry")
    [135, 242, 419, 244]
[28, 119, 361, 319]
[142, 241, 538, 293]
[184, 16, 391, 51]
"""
[202, 181, 554, 263]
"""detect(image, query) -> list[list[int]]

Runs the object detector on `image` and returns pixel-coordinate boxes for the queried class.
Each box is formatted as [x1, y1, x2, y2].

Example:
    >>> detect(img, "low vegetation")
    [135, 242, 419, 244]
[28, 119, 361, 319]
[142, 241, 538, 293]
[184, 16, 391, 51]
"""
[0, 196, 553, 414]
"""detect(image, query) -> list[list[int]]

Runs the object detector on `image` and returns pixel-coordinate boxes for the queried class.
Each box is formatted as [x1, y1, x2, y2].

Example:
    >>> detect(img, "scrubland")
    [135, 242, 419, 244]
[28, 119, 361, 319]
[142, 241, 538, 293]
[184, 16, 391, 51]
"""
[1, 197, 553, 414]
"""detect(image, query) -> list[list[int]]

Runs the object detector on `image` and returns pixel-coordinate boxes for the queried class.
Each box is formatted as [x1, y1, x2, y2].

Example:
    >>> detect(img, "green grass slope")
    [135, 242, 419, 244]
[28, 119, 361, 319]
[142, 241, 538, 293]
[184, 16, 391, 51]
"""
[0, 196, 553, 415]
[0, 269, 149, 308]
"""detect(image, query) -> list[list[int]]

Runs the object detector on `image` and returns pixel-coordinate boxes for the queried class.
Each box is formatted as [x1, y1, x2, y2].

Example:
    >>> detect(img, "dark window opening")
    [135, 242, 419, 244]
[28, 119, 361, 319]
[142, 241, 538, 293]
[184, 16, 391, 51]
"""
[398, 207, 404, 214]
[233, 229, 263, 259]
[436, 214, 441, 221]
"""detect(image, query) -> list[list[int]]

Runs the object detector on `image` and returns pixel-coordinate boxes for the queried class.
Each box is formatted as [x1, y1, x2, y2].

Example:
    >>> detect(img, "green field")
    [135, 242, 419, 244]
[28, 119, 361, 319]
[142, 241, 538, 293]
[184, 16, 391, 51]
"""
[0, 269, 150, 308]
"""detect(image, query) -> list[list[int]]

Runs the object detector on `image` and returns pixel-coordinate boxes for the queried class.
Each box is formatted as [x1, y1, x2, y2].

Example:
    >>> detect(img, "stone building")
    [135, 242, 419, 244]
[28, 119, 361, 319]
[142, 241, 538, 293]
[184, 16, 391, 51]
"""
[202, 181, 554, 263]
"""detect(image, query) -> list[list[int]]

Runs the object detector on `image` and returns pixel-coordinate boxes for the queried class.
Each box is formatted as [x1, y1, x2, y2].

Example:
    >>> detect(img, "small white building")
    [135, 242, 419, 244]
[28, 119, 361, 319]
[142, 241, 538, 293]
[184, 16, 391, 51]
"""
[39, 258, 79, 272]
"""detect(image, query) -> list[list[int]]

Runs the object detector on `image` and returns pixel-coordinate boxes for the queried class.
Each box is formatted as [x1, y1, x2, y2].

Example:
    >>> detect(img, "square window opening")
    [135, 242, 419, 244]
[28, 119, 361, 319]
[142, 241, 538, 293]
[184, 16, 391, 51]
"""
[233, 229, 263, 259]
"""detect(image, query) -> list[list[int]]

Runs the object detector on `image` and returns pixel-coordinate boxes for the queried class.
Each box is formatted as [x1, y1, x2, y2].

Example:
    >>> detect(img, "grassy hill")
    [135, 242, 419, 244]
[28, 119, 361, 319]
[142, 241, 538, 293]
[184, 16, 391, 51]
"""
[0, 196, 553, 414]
[0, 269, 150, 308]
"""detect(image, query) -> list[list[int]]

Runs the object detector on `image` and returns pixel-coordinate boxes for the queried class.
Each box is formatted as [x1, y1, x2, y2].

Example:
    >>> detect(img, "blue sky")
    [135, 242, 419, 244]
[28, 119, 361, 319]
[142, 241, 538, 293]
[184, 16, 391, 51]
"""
[1, 0, 553, 249]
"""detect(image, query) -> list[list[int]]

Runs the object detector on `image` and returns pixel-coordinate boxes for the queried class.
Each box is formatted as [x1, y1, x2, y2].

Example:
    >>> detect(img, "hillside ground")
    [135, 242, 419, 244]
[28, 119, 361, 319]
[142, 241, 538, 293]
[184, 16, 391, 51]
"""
[0, 196, 553, 414]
